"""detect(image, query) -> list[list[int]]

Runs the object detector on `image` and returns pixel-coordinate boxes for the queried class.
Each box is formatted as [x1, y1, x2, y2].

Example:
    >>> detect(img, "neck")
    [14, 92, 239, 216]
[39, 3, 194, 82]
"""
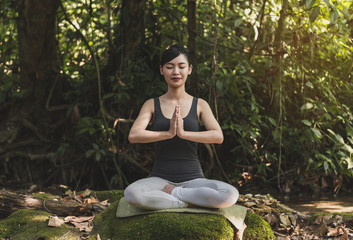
[165, 86, 187, 100]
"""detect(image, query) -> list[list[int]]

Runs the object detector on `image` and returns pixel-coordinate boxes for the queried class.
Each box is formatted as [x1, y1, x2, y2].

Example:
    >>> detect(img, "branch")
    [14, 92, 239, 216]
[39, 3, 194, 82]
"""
[0, 190, 93, 218]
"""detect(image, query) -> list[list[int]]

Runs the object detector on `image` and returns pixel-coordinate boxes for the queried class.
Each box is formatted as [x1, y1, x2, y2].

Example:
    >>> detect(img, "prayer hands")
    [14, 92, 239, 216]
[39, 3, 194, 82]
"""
[169, 105, 185, 138]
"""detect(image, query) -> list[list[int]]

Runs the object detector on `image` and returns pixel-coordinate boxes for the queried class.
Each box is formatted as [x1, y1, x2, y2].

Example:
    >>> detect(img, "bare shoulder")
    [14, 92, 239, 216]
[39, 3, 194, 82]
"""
[137, 98, 155, 116]
[197, 98, 211, 111]
[142, 98, 154, 109]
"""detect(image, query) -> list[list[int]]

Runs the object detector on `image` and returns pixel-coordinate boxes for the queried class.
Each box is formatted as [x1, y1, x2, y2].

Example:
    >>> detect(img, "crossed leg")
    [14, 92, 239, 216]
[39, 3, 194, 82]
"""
[124, 177, 239, 210]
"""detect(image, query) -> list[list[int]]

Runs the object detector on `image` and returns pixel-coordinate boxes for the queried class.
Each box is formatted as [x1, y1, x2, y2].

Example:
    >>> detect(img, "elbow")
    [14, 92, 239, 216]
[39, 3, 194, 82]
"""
[216, 132, 224, 144]
[128, 133, 137, 144]
[217, 136, 224, 144]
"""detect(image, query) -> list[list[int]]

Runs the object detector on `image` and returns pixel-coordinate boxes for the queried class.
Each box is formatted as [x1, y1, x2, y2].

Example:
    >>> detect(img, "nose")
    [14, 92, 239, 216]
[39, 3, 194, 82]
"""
[172, 67, 180, 75]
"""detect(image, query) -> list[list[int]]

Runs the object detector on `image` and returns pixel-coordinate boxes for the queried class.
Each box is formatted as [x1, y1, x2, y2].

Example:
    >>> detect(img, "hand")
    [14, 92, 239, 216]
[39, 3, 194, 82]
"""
[162, 184, 175, 194]
[176, 109, 185, 138]
[169, 105, 178, 138]
[170, 105, 185, 139]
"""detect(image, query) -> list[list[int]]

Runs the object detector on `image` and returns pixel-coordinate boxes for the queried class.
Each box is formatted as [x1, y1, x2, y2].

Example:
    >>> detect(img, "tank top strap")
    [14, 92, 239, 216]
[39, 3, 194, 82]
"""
[154, 97, 162, 118]
[190, 97, 198, 119]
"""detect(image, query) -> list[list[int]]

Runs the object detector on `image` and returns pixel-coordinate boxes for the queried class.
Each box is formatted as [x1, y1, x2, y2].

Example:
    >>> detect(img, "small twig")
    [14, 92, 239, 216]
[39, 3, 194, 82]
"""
[42, 199, 52, 213]
[58, 230, 71, 240]
[25, 158, 33, 183]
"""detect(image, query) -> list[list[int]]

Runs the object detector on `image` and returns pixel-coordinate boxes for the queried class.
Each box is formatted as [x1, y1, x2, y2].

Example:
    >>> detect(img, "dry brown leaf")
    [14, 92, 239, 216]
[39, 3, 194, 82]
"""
[309, 222, 328, 236]
[84, 196, 98, 205]
[64, 216, 94, 232]
[99, 199, 109, 206]
[48, 216, 65, 227]
[327, 226, 344, 236]
[279, 214, 291, 228]
[243, 201, 256, 207]
[341, 229, 348, 240]
[265, 213, 279, 227]
[81, 189, 92, 197]
[314, 215, 333, 224]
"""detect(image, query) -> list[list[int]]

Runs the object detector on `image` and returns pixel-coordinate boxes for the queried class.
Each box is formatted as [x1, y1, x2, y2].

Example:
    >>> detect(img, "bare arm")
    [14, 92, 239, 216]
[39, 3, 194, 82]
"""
[128, 99, 176, 143]
[176, 99, 224, 144]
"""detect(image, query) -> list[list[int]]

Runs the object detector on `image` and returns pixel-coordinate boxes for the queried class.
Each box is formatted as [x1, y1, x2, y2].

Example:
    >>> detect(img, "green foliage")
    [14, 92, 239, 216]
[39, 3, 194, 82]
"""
[1, 0, 353, 191]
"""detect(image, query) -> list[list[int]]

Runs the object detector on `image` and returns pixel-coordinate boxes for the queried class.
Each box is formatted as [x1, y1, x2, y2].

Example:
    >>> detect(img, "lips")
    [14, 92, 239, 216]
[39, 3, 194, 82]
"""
[171, 77, 181, 81]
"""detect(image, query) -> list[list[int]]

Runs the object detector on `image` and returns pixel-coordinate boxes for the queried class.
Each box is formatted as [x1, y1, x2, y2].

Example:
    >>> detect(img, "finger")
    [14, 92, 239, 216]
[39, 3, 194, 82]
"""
[175, 105, 180, 116]
[172, 105, 178, 117]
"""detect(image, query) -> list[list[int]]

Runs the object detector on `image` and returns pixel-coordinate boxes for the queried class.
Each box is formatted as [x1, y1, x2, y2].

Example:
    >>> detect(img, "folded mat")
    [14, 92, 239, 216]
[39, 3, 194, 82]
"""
[116, 197, 247, 230]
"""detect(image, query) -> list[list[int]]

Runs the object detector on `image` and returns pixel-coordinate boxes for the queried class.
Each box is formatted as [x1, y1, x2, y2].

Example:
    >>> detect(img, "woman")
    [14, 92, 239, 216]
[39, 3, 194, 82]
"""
[124, 44, 239, 210]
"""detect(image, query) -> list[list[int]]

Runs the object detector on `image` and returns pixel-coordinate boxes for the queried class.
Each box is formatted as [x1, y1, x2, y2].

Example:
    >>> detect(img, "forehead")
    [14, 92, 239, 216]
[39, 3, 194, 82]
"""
[165, 54, 188, 65]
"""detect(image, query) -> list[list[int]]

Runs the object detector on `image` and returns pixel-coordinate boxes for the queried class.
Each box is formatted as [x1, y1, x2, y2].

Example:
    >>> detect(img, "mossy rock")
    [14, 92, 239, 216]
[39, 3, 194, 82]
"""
[90, 200, 234, 240]
[0, 209, 81, 240]
[243, 212, 275, 240]
[91, 190, 275, 240]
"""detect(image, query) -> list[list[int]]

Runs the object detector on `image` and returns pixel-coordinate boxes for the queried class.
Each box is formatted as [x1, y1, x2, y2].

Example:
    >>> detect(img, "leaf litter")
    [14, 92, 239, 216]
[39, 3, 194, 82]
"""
[47, 189, 109, 234]
[237, 194, 353, 239]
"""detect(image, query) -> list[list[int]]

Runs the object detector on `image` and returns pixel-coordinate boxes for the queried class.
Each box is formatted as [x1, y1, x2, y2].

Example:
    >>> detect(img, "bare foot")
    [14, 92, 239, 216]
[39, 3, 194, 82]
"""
[236, 222, 247, 240]
[162, 184, 175, 194]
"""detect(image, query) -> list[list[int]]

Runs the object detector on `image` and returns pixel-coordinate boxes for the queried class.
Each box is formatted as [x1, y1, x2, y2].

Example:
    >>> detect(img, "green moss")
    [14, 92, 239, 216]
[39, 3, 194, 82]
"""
[91, 200, 234, 240]
[0, 209, 81, 239]
[91, 189, 124, 203]
[308, 212, 353, 223]
[243, 211, 275, 240]
[31, 192, 60, 200]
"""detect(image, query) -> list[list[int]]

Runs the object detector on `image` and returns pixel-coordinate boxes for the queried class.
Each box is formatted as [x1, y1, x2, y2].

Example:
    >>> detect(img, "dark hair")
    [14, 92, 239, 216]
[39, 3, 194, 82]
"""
[160, 44, 190, 66]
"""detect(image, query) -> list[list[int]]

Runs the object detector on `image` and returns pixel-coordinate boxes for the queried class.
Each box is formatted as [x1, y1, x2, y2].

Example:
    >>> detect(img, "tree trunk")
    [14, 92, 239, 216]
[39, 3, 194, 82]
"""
[187, 0, 199, 96]
[0, 190, 93, 218]
[104, 0, 146, 79]
[17, 0, 61, 116]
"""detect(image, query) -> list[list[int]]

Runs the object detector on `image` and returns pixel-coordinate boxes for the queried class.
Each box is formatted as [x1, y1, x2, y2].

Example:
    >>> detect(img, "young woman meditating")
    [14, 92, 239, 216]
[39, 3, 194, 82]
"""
[124, 44, 239, 210]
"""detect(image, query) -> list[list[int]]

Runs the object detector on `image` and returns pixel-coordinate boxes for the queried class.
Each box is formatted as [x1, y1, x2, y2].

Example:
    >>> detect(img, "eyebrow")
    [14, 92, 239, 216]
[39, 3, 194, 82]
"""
[166, 62, 187, 65]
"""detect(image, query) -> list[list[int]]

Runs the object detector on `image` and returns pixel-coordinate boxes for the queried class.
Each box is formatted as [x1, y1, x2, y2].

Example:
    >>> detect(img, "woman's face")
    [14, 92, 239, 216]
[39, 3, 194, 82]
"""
[160, 54, 192, 88]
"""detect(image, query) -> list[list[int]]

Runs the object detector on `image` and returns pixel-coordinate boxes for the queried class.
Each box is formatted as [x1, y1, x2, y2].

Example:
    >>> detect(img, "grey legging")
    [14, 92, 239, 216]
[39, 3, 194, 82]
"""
[124, 177, 239, 210]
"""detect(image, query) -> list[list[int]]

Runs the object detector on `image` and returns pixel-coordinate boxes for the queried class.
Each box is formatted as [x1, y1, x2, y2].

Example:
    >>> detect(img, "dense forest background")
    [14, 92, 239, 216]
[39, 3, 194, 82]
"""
[0, 0, 352, 197]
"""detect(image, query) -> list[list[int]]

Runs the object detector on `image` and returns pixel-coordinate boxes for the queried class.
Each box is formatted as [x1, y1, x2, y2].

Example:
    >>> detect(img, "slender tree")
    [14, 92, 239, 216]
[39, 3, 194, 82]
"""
[187, 0, 199, 95]
[104, 0, 146, 80]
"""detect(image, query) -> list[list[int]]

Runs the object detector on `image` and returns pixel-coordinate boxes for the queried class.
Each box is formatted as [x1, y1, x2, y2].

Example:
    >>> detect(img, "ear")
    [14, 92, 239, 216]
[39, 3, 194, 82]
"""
[188, 64, 193, 75]
[160, 66, 164, 75]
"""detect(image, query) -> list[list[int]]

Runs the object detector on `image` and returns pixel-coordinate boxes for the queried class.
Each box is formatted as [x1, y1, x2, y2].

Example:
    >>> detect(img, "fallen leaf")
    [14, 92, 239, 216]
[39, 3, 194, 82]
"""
[82, 189, 92, 197]
[279, 214, 292, 228]
[327, 226, 344, 236]
[309, 222, 328, 236]
[314, 215, 333, 224]
[99, 199, 109, 206]
[84, 196, 98, 205]
[48, 216, 64, 227]
[265, 213, 279, 227]
[243, 201, 256, 207]
[64, 216, 95, 232]
[341, 228, 348, 240]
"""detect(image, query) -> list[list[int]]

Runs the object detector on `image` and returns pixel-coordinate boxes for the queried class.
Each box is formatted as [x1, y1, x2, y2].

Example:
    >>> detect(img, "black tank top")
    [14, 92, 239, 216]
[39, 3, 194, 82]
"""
[151, 97, 205, 182]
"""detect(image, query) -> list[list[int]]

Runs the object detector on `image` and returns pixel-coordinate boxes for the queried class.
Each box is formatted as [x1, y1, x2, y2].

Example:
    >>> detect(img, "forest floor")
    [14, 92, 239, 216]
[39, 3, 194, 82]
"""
[0, 183, 352, 239]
